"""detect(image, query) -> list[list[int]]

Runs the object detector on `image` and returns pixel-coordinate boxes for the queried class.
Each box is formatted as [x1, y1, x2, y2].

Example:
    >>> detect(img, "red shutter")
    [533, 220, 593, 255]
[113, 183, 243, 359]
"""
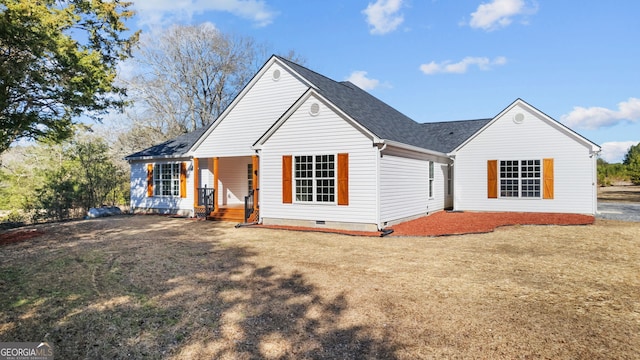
[543, 158, 554, 199]
[337, 153, 349, 205]
[282, 155, 292, 204]
[180, 162, 187, 198]
[487, 160, 498, 199]
[147, 164, 154, 197]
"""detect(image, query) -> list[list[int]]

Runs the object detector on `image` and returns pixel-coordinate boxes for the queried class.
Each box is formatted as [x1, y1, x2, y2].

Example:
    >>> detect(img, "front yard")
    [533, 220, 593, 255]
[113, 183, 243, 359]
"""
[0, 215, 638, 359]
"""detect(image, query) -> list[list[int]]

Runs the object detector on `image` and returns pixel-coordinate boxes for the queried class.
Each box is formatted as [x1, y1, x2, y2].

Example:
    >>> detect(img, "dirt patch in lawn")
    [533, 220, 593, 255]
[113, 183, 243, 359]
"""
[0, 216, 638, 359]
[0, 229, 44, 246]
[598, 184, 640, 203]
[390, 211, 594, 237]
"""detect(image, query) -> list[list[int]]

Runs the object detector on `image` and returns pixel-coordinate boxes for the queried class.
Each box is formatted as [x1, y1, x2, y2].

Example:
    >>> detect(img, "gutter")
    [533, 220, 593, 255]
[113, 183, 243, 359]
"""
[383, 139, 448, 158]
[125, 153, 194, 163]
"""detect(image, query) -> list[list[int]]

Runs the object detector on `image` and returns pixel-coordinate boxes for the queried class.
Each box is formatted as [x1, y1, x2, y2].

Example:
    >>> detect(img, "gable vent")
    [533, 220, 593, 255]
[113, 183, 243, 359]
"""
[309, 102, 320, 116]
[272, 69, 281, 81]
[513, 113, 525, 124]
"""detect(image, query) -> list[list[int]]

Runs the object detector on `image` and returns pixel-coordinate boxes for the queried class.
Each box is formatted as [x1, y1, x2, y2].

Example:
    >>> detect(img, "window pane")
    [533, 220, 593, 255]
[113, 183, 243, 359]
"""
[500, 161, 520, 197]
[520, 160, 541, 197]
[295, 179, 312, 201]
[295, 156, 314, 201]
[314, 155, 335, 203]
[501, 179, 519, 197]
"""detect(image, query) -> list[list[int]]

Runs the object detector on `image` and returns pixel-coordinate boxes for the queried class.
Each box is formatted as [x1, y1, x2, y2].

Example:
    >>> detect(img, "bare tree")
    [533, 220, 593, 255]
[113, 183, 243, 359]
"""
[122, 24, 267, 138]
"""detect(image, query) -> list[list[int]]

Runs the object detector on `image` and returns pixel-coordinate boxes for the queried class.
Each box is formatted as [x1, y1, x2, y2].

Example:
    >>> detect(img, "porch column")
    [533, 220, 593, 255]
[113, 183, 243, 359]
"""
[192, 158, 199, 208]
[213, 157, 219, 211]
[252, 155, 259, 212]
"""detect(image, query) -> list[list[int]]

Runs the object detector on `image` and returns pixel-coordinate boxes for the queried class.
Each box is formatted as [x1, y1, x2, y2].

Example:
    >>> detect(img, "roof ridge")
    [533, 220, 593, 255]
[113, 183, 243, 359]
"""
[421, 118, 492, 125]
[275, 55, 355, 91]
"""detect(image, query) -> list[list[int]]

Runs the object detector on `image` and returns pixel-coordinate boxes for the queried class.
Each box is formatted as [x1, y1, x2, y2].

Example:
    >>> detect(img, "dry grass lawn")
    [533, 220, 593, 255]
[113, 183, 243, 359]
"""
[1, 214, 638, 359]
[2, 184, 640, 358]
[598, 184, 640, 203]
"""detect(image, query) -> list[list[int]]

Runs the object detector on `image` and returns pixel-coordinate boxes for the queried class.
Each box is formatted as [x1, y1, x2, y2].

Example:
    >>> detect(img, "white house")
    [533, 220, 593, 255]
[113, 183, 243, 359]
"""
[125, 55, 600, 232]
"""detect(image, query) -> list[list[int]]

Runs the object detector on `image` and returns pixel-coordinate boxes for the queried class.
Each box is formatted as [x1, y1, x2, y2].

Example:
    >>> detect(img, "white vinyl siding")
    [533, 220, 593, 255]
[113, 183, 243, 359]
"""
[379, 146, 449, 224]
[454, 103, 597, 214]
[194, 63, 308, 158]
[129, 160, 194, 214]
[260, 96, 378, 226]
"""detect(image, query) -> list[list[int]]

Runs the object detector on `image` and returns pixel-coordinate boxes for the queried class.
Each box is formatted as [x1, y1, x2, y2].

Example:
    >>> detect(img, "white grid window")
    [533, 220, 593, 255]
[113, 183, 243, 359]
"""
[154, 163, 180, 197]
[428, 161, 434, 198]
[447, 164, 453, 196]
[500, 160, 541, 198]
[294, 155, 335, 203]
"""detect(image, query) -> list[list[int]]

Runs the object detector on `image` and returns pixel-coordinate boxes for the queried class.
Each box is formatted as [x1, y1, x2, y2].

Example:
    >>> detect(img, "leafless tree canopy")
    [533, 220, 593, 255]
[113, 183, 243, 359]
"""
[124, 24, 266, 138]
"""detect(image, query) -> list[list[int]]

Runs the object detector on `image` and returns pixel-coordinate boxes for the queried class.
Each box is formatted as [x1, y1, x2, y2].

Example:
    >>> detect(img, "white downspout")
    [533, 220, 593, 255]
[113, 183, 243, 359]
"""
[449, 154, 457, 211]
[591, 151, 600, 215]
[256, 149, 262, 223]
[376, 142, 387, 230]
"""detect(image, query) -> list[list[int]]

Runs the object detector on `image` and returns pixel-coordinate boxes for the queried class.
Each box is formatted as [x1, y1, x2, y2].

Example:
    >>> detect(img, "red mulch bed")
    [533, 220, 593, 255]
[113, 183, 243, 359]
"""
[389, 211, 595, 237]
[252, 211, 595, 237]
[0, 229, 45, 246]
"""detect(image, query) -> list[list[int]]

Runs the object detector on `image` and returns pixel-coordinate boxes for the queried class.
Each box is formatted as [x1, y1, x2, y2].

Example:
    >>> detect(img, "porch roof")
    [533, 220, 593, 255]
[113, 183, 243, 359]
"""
[124, 126, 208, 161]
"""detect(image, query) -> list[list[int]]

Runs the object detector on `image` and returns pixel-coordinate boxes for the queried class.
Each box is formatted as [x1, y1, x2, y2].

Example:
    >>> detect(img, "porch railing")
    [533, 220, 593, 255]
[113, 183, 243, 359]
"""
[244, 188, 258, 223]
[197, 186, 215, 217]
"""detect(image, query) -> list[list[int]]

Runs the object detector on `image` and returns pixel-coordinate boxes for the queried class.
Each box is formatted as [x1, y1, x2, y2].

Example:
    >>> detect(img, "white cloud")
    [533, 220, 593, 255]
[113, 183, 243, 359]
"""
[362, 0, 404, 35]
[132, 0, 277, 28]
[419, 56, 507, 75]
[469, 0, 537, 31]
[599, 141, 639, 163]
[561, 98, 640, 130]
[346, 71, 381, 90]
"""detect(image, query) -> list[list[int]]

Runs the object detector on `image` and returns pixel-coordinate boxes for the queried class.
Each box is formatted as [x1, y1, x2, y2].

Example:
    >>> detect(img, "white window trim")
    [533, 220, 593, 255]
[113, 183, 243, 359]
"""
[499, 159, 542, 199]
[293, 154, 337, 204]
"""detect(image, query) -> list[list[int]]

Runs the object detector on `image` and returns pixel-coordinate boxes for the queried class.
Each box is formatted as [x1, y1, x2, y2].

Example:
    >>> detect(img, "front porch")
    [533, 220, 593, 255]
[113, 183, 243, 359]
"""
[193, 155, 259, 223]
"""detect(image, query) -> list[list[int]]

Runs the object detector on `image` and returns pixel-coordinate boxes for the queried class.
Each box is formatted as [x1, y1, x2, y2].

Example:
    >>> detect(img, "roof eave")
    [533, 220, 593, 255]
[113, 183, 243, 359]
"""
[383, 139, 448, 158]
[125, 153, 193, 162]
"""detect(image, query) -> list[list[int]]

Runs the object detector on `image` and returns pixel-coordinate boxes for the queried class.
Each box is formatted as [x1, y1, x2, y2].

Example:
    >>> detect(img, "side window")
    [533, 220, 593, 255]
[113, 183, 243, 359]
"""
[428, 161, 434, 198]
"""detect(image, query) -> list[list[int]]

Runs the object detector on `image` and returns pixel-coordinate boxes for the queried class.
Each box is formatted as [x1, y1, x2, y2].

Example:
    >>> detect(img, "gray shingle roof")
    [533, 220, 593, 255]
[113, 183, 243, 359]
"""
[278, 57, 430, 148]
[126, 56, 492, 160]
[420, 119, 491, 153]
[124, 126, 208, 160]
[278, 57, 488, 153]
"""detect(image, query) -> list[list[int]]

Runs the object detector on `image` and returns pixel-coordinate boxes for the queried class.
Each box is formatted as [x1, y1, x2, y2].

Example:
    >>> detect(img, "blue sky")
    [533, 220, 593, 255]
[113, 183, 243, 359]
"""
[126, 0, 640, 163]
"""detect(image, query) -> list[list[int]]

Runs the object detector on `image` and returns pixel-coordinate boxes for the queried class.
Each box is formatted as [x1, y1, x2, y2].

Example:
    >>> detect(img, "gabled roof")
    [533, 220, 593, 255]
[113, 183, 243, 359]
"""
[126, 57, 552, 161]
[124, 126, 208, 160]
[451, 98, 601, 154]
[277, 56, 438, 151]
